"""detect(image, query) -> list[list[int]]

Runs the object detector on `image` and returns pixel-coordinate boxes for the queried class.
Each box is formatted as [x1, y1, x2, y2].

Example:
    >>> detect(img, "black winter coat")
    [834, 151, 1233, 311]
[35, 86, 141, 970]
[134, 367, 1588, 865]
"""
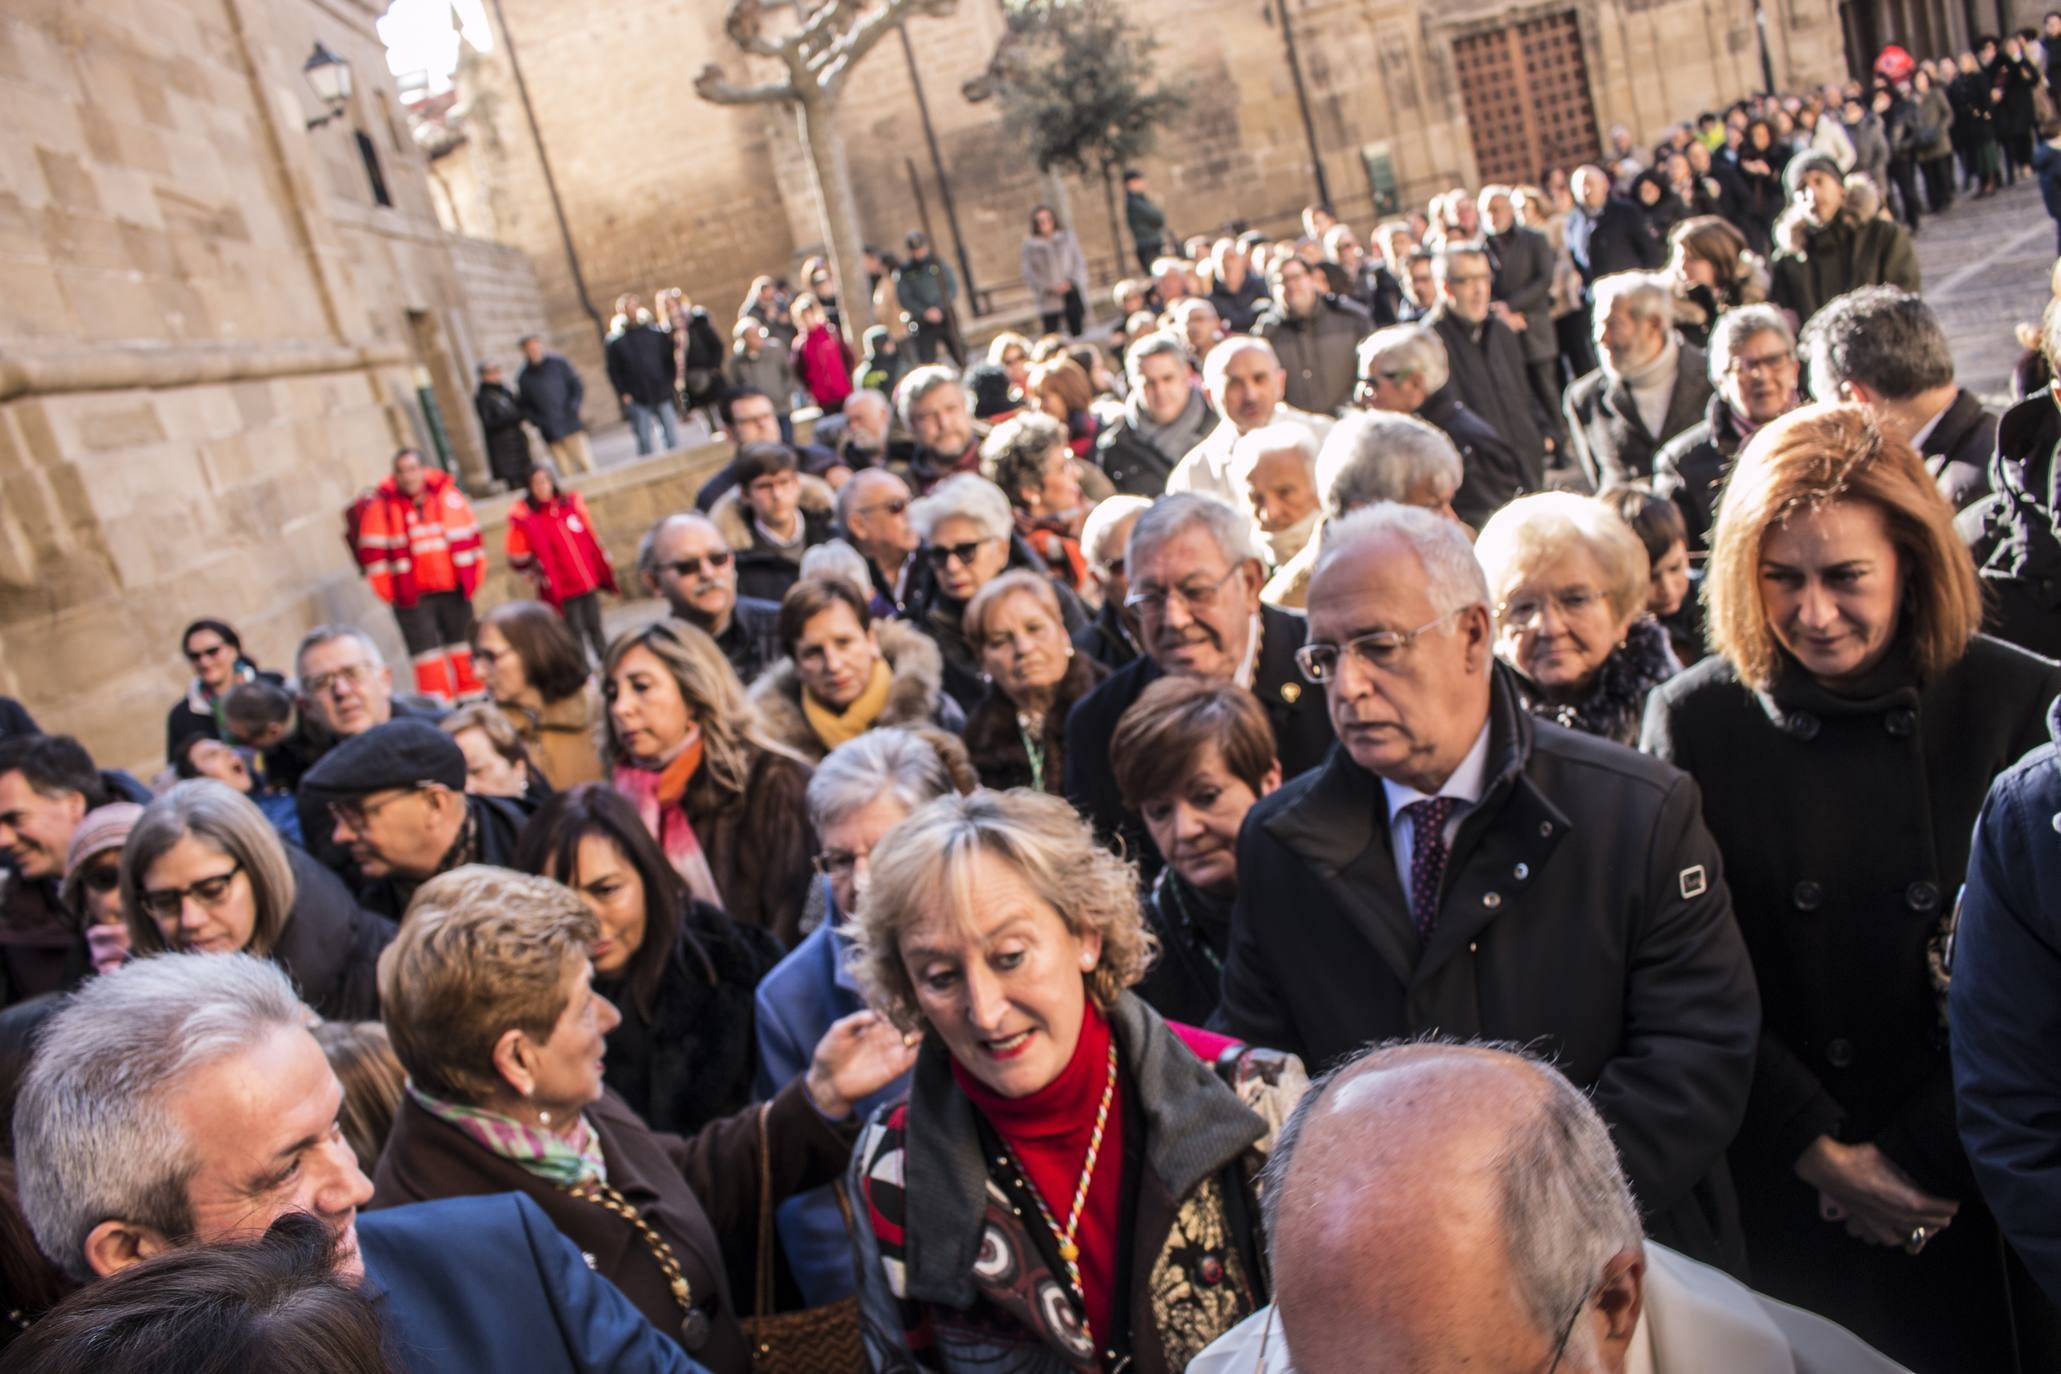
[1769, 211, 1921, 326]
[1064, 603, 1332, 874]
[516, 353, 585, 441]
[1071, 602, 1141, 674]
[1562, 344, 1715, 490]
[1218, 662, 1759, 1270]
[1642, 638, 2061, 1371]
[1959, 392, 2061, 659]
[1581, 195, 1666, 281]
[355, 793, 533, 924]
[1918, 386, 1995, 512]
[960, 651, 1106, 793]
[473, 381, 533, 487]
[605, 324, 678, 406]
[1131, 869, 1234, 1027]
[1418, 386, 1532, 527]
[1484, 227, 1557, 364]
[275, 845, 395, 1021]
[597, 905, 784, 1137]
[1652, 392, 1751, 548]
[1429, 306, 1548, 490]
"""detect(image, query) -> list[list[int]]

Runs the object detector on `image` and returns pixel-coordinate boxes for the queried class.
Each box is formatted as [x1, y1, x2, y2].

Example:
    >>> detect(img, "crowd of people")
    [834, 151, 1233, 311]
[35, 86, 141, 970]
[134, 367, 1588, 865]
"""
[14, 37, 2061, 1374]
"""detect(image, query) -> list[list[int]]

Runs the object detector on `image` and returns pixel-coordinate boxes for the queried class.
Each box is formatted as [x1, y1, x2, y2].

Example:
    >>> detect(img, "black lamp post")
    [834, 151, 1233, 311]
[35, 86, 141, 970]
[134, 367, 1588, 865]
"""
[302, 41, 353, 130]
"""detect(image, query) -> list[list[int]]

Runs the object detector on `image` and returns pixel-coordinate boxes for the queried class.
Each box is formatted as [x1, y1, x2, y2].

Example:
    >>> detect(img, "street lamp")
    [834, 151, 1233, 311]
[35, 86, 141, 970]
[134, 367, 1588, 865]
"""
[302, 41, 353, 131]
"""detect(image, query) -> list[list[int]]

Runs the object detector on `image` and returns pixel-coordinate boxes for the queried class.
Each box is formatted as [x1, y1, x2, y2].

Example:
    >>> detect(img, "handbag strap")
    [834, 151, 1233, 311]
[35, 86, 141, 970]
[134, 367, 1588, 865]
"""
[753, 1102, 775, 1318]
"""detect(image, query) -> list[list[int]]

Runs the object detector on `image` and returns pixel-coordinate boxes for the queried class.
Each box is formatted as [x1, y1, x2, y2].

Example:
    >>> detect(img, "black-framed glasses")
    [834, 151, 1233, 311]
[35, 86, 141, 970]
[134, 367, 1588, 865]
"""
[922, 538, 993, 568]
[1123, 563, 1242, 618]
[140, 862, 244, 921]
[659, 551, 733, 577]
[1295, 608, 1465, 683]
[1726, 350, 1795, 376]
[327, 787, 426, 834]
[303, 661, 376, 698]
[1543, 1284, 1594, 1373]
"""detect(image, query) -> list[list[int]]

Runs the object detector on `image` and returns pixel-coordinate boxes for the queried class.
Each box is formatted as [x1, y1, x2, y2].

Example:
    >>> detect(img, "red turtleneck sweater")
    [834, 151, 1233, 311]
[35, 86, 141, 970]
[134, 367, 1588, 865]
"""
[952, 1001, 1126, 1349]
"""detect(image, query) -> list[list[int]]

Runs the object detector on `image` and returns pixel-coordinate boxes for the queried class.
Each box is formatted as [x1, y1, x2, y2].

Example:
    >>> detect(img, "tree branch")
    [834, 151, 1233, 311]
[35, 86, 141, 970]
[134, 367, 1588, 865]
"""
[693, 63, 796, 105]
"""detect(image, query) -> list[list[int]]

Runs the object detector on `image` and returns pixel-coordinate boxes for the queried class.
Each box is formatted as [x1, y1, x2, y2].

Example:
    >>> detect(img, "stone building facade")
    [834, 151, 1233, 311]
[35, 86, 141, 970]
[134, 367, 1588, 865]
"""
[446, 0, 1850, 360]
[1, 0, 554, 767]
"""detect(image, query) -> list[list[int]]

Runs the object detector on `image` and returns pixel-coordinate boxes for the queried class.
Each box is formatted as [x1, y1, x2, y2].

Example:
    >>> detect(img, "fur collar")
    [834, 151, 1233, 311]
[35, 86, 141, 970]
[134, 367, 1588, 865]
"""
[748, 618, 946, 761]
[709, 472, 835, 551]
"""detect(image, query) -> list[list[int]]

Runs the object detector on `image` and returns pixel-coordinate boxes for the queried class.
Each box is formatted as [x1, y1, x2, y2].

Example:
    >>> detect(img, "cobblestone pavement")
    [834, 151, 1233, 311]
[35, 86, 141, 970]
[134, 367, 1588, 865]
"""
[1916, 175, 2055, 408]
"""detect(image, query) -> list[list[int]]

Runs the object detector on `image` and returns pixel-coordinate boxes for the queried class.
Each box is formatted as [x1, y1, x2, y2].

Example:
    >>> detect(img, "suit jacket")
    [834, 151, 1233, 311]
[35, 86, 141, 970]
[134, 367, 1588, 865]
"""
[1576, 195, 1666, 283]
[372, 1080, 850, 1374]
[1918, 387, 1995, 511]
[1063, 603, 1332, 869]
[359, 1192, 702, 1373]
[1217, 663, 1759, 1269]
[1485, 226, 1558, 363]
[1429, 307, 1548, 489]
[1563, 345, 1715, 490]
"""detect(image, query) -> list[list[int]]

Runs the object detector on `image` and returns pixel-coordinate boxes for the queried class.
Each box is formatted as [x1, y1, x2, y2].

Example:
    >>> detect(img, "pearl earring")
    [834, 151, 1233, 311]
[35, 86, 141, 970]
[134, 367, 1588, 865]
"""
[537, 1107, 553, 1127]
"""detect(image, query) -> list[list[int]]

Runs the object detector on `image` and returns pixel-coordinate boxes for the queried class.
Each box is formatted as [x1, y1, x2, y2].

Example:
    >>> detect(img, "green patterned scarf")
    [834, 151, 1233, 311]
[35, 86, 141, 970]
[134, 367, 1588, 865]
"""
[408, 1083, 608, 1188]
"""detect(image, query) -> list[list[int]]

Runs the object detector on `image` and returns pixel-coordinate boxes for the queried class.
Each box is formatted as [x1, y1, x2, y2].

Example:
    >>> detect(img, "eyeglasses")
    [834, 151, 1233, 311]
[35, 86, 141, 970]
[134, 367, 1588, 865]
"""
[1497, 586, 1605, 627]
[185, 641, 229, 664]
[1295, 608, 1465, 683]
[658, 551, 733, 577]
[1727, 350, 1795, 376]
[327, 787, 426, 833]
[1124, 563, 1243, 618]
[79, 858, 123, 895]
[140, 862, 244, 921]
[854, 498, 909, 520]
[303, 661, 376, 697]
[1543, 1281, 1599, 1373]
[923, 538, 994, 568]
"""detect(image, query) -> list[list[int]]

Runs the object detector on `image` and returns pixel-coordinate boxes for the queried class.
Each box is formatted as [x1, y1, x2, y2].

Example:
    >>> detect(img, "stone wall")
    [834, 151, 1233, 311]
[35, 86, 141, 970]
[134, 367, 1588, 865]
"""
[449, 0, 1847, 354]
[0, 0, 558, 771]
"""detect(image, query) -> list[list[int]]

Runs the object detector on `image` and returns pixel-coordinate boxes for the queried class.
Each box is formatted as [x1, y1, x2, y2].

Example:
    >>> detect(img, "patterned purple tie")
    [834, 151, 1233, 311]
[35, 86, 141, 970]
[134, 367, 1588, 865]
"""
[1402, 797, 1459, 938]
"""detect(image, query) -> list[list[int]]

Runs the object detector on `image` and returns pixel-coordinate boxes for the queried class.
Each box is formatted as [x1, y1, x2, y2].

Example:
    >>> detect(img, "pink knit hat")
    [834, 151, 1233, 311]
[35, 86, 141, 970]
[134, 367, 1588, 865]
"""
[60, 801, 145, 911]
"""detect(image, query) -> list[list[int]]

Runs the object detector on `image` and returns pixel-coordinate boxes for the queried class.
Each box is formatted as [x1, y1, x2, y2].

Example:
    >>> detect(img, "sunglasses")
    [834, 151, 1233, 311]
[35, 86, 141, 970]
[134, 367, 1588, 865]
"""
[922, 539, 991, 567]
[659, 551, 733, 577]
[855, 498, 909, 519]
[185, 642, 229, 664]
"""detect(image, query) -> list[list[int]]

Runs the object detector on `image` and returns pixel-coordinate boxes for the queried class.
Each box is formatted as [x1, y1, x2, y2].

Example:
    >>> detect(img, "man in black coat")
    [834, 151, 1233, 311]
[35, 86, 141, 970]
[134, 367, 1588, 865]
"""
[1357, 323, 1532, 526]
[1653, 303, 1802, 547]
[1064, 493, 1332, 869]
[604, 295, 681, 457]
[298, 720, 532, 924]
[639, 511, 784, 685]
[1960, 382, 2061, 660]
[1563, 272, 1714, 490]
[471, 359, 533, 490]
[514, 334, 591, 474]
[1426, 244, 1552, 484]
[1480, 188, 1562, 436]
[1801, 285, 1993, 511]
[1568, 164, 1664, 285]
[1217, 504, 1759, 1270]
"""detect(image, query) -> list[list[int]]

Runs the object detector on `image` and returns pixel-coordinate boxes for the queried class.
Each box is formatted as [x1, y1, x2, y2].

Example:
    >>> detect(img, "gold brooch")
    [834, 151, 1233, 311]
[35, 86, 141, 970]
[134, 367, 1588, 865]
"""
[1280, 682, 1302, 704]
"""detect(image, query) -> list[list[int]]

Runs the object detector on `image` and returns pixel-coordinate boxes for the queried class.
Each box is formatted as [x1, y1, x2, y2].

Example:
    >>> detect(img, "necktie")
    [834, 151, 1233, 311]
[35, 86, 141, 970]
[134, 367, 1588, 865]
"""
[1402, 797, 1459, 939]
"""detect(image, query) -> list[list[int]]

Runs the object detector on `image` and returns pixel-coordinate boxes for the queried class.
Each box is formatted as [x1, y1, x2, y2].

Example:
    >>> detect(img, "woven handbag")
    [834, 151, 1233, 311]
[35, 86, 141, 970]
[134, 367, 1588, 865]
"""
[737, 1103, 865, 1374]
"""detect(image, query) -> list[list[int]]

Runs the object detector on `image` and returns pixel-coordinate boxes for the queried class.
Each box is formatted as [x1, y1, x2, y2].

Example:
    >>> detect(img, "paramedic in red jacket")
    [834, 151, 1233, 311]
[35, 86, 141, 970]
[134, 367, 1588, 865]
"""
[349, 448, 485, 703]
[505, 463, 618, 664]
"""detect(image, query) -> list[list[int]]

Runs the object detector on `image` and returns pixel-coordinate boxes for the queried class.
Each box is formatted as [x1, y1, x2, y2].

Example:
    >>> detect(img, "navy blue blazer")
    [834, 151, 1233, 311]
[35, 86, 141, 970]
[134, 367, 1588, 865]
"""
[359, 1192, 703, 1373]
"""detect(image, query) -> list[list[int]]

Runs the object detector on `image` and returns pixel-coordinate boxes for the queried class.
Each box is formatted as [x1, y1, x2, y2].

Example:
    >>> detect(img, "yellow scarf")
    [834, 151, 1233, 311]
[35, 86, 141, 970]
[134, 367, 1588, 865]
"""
[802, 656, 893, 750]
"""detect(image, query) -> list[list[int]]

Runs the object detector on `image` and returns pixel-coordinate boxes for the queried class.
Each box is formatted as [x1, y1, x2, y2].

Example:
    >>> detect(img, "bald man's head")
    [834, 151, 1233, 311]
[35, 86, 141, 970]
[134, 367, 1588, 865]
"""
[1265, 1043, 1646, 1374]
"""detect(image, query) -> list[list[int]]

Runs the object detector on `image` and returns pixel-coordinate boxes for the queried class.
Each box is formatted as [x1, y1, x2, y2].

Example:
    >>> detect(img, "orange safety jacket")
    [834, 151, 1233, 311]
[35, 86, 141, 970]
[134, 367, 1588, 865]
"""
[348, 468, 484, 607]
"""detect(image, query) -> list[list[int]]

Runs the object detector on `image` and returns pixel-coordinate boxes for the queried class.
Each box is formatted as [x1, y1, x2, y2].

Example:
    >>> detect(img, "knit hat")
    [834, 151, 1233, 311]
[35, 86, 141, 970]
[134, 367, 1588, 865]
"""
[60, 801, 145, 913]
[299, 719, 467, 804]
[1783, 153, 1842, 198]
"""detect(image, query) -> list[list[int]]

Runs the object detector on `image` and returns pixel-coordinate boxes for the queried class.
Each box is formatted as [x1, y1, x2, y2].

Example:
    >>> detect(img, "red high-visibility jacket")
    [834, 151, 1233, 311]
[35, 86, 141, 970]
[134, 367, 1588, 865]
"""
[505, 490, 617, 607]
[348, 469, 484, 607]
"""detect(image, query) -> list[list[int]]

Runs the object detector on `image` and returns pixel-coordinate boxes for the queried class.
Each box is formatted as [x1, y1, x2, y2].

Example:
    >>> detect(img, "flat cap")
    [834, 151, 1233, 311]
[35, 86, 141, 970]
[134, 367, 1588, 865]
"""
[300, 719, 466, 802]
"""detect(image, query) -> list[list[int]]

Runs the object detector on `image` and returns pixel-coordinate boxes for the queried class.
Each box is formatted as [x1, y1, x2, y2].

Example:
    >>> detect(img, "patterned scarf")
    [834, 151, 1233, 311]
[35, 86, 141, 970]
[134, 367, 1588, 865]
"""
[611, 729, 725, 909]
[408, 1083, 607, 1188]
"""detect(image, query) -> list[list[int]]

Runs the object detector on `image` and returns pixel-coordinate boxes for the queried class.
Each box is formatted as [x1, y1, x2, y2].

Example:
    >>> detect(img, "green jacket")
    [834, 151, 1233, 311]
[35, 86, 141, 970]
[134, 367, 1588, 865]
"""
[1126, 189, 1168, 251]
[894, 256, 957, 318]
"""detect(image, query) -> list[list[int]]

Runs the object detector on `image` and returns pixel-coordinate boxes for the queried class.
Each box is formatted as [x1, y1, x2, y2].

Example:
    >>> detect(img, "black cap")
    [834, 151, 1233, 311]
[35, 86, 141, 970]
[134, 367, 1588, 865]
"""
[904, 229, 929, 249]
[300, 719, 466, 803]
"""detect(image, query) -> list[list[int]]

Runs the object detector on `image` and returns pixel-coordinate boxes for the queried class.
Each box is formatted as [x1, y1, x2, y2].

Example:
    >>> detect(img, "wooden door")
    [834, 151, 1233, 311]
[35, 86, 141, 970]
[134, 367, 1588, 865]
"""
[1452, 13, 1602, 187]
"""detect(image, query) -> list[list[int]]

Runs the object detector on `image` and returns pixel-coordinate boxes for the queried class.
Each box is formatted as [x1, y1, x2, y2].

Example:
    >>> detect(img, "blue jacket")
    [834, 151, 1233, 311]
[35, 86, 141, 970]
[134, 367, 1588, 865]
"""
[752, 904, 910, 1304]
[1952, 694, 2061, 1310]
[359, 1192, 704, 1373]
[2035, 141, 2061, 222]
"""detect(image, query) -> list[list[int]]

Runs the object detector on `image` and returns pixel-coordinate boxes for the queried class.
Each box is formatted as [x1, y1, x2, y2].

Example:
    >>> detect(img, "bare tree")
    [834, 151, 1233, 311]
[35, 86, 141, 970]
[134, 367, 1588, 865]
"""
[696, 0, 958, 340]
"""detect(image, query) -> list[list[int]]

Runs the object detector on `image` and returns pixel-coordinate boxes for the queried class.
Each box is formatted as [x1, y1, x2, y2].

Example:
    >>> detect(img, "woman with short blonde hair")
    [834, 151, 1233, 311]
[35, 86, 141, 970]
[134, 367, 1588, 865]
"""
[371, 865, 913, 1370]
[845, 789, 1305, 1372]
[602, 619, 816, 945]
[1642, 402, 2061, 1366]
[958, 570, 1105, 793]
[1474, 491, 1676, 745]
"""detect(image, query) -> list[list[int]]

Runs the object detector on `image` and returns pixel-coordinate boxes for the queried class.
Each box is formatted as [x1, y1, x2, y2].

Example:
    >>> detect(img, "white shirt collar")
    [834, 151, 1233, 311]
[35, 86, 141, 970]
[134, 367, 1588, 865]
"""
[1233, 610, 1264, 689]
[1380, 718, 1493, 825]
[1907, 396, 1955, 451]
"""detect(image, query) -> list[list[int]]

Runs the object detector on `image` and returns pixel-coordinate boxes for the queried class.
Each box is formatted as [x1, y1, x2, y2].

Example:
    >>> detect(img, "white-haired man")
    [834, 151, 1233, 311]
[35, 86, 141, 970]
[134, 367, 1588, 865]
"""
[1193, 1042, 1905, 1373]
[1216, 502, 1760, 1271]
[13, 953, 703, 1371]
[1093, 331, 1217, 496]
[1564, 271, 1714, 490]
[1167, 337, 1335, 504]
[1357, 324, 1530, 526]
